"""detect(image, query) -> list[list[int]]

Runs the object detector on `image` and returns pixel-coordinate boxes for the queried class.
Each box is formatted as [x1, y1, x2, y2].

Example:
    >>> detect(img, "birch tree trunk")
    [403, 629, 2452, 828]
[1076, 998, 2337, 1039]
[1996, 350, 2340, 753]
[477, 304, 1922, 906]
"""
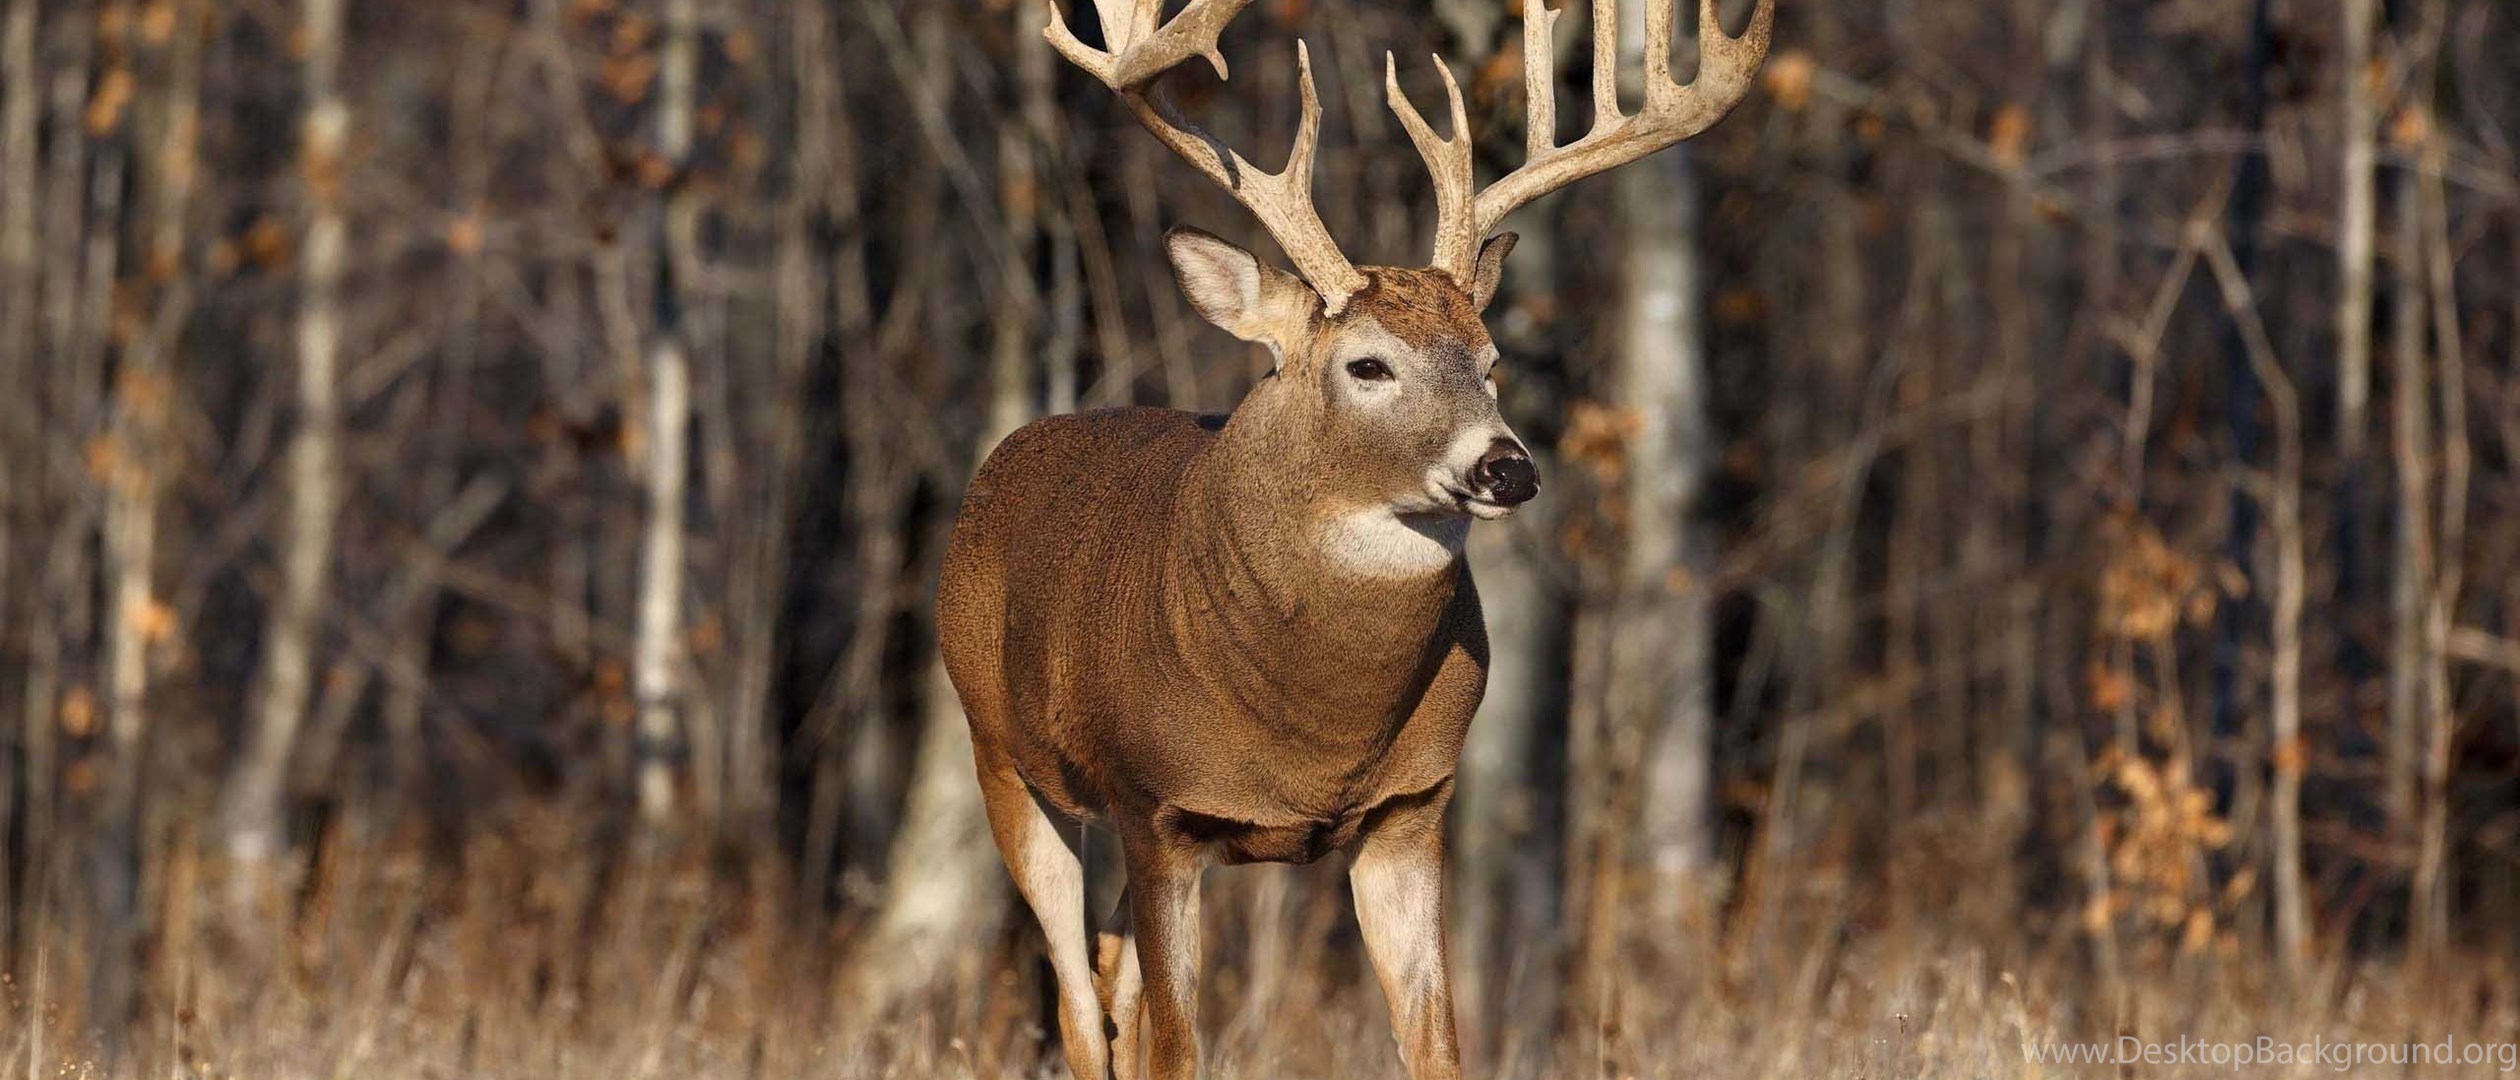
[633, 0, 699, 831]
[1615, 146, 1715, 931]
[88, 11, 206, 1029]
[222, 0, 346, 884]
[2335, 0, 2377, 587]
[108, 0, 203, 850]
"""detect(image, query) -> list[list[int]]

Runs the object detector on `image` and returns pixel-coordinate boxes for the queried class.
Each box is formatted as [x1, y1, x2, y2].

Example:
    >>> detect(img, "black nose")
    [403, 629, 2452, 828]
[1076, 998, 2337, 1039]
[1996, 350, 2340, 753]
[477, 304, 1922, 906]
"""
[1474, 440, 1541, 507]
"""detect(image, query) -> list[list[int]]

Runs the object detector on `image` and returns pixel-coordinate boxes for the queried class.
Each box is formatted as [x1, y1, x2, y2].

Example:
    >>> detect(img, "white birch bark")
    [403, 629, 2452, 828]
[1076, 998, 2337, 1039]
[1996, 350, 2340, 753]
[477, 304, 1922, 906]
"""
[633, 0, 699, 829]
[222, 0, 345, 872]
[2336, 0, 2378, 465]
[1614, 145, 1715, 927]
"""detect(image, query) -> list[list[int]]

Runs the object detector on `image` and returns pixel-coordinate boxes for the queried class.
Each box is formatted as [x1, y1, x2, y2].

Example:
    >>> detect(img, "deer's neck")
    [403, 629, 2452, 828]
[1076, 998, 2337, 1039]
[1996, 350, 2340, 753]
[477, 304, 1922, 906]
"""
[1164, 404, 1464, 733]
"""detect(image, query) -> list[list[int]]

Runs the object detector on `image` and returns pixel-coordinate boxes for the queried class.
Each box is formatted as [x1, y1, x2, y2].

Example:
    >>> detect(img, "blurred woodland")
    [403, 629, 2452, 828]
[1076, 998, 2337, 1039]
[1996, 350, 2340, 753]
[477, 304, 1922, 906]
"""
[4, 0, 2520, 1076]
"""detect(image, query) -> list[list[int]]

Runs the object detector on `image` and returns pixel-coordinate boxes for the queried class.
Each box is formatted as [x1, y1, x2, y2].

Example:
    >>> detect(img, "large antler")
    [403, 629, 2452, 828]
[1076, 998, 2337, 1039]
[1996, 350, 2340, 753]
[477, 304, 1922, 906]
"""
[1047, 0, 1371, 312]
[1389, 0, 1774, 284]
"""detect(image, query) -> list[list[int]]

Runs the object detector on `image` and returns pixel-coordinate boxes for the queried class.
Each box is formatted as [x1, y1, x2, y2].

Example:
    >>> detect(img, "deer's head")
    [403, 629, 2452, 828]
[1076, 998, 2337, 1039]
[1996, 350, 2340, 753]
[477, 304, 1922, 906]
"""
[1049, 0, 1771, 527]
[1164, 226, 1537, 522]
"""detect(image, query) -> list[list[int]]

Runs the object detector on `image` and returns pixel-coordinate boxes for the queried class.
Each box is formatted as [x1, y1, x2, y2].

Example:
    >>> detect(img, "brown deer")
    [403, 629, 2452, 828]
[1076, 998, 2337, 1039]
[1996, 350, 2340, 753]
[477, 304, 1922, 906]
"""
[935, 1, 1771, 1077]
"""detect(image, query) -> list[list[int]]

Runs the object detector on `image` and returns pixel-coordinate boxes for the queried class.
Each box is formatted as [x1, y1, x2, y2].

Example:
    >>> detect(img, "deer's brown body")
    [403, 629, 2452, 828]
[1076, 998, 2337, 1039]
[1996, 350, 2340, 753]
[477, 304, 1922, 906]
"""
[939, 267, 1510, 1080]
[937, 2, 1769, 1077]
[940, 403, 1487, 858]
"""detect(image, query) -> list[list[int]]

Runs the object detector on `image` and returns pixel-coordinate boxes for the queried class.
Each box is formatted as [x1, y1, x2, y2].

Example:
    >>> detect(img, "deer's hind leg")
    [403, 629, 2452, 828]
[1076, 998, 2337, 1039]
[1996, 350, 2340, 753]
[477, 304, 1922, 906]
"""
[974, 748, 1108, 1080]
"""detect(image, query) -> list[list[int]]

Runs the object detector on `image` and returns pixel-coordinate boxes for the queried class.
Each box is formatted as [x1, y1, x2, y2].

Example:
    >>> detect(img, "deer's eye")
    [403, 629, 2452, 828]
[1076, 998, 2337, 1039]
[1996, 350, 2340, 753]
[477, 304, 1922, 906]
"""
[1346, 357, 1395, 382]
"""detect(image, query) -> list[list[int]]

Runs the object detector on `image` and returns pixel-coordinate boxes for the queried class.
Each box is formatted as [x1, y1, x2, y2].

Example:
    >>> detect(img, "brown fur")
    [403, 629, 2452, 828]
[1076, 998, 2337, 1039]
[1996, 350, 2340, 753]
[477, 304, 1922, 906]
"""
[939, 256, 1516, 1080]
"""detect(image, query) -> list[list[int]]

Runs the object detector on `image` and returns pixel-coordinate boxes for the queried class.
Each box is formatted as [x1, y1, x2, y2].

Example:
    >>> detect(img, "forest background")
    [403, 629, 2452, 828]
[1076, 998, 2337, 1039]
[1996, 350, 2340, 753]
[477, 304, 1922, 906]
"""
[2, 0, 2519, 1076]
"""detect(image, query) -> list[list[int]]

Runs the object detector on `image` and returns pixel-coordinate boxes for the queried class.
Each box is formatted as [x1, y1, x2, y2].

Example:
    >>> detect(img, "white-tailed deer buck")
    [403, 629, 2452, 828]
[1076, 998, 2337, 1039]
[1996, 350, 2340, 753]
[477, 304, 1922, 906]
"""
[936, 1, 1770, 1076]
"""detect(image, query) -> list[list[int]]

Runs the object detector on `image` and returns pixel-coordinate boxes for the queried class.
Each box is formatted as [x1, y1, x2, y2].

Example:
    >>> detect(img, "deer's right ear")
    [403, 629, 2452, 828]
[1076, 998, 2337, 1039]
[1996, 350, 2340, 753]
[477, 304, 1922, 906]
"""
[1166, 227, 1315, 353]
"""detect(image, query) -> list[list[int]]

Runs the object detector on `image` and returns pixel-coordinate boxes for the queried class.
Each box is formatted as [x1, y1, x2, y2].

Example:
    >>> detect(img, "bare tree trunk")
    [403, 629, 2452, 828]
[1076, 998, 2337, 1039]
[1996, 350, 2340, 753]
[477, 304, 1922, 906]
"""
[91, 6, 205, 1036]
[1615, 145, 1715, 931]
[2383, 120, 2430, 885]
[108, 0, 202, 827]
[2410, 107, 2466, 964]
[0, 0, 36, 968]
[2335, 0, 2378, 565]
[0, 0, 32, 378]
[77, 9, 137, 1044]
[222, 0, 346, 898]
[633, 0, 699, 831]
[15, 0, 93, 984]
[2202, 235, 2307, 979]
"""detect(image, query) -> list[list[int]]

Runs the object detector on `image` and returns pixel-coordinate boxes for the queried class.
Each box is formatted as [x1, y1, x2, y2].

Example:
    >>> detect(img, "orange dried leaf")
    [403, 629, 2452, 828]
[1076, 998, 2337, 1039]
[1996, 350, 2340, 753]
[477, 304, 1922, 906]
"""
[61, 686, 100, 738]
[2270, 735, 2306, 776]
[445, 212, 485, 256]
[1988, 104, 2032, 169]
[602, 53, 658, 104]
[686, 615, 722, 657]
[2086, 659, 2132, 712]
[140, 1, 177, 44]
[87, 68, 135, 135]
[1765, 50, 1815, 112]
[2180, 909, 2214, 954]
[2389, 105, 2430, 150]
[135, 596, 178, 645]
[613, 14, 654, 53]
[244, 216, 294, 269]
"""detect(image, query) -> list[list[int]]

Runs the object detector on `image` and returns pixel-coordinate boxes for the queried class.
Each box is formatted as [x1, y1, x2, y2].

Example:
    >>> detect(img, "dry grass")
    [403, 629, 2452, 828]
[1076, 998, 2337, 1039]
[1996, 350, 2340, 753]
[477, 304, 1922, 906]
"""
[6, 832, 2515, 1080]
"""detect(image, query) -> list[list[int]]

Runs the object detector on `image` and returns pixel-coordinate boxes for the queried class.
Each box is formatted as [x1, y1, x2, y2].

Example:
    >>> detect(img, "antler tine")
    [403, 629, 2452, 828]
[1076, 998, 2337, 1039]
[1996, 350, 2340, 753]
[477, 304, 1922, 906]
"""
[1522, 0, 1562, 161]
[1284, 42, 1326, 193]
[1590, 0, 1619, 125]
[1046, 0, 1369, 310]
[1643, 0, 1673, 89]
[1386, 53, 1479, 282]
[1468, 0, 1773, 241]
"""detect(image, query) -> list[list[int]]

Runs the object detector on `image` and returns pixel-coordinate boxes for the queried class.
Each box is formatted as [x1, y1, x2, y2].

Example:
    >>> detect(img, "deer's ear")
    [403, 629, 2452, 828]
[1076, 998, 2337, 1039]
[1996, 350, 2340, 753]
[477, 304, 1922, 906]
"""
[1470, 232, 1518, 312]
[1167, 227, 1315, 350]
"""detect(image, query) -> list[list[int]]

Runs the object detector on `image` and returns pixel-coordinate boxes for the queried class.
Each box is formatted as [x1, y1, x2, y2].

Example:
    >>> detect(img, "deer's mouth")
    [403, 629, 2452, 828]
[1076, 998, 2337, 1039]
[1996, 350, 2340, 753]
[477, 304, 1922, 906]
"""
[1440, 483, 1520, 521]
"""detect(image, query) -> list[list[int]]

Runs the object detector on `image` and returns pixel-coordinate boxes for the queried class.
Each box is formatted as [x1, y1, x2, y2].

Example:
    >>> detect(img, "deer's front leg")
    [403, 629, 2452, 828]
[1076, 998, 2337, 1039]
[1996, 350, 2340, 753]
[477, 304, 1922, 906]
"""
[1123, 816, 1205, 1080]
[1351, 784, 1462, 1080]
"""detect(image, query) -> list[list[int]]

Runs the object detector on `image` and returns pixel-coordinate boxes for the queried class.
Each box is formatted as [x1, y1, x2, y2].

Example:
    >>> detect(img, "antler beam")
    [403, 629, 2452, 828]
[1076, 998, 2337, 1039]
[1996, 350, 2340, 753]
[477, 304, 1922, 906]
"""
[1051, 0, 1771, 304]
[1047, 0, 1371, 311]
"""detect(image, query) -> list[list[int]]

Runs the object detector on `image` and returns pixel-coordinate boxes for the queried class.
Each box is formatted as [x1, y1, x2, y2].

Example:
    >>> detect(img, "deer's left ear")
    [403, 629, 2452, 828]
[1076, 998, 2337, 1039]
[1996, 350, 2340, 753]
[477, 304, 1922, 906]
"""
[1470, 232, 1518, 312]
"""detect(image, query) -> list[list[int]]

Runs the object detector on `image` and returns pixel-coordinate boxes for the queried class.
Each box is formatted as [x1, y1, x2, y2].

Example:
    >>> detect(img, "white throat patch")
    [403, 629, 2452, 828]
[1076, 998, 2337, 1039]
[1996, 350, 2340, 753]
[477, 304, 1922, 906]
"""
[1320, 508, 1468, 578]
